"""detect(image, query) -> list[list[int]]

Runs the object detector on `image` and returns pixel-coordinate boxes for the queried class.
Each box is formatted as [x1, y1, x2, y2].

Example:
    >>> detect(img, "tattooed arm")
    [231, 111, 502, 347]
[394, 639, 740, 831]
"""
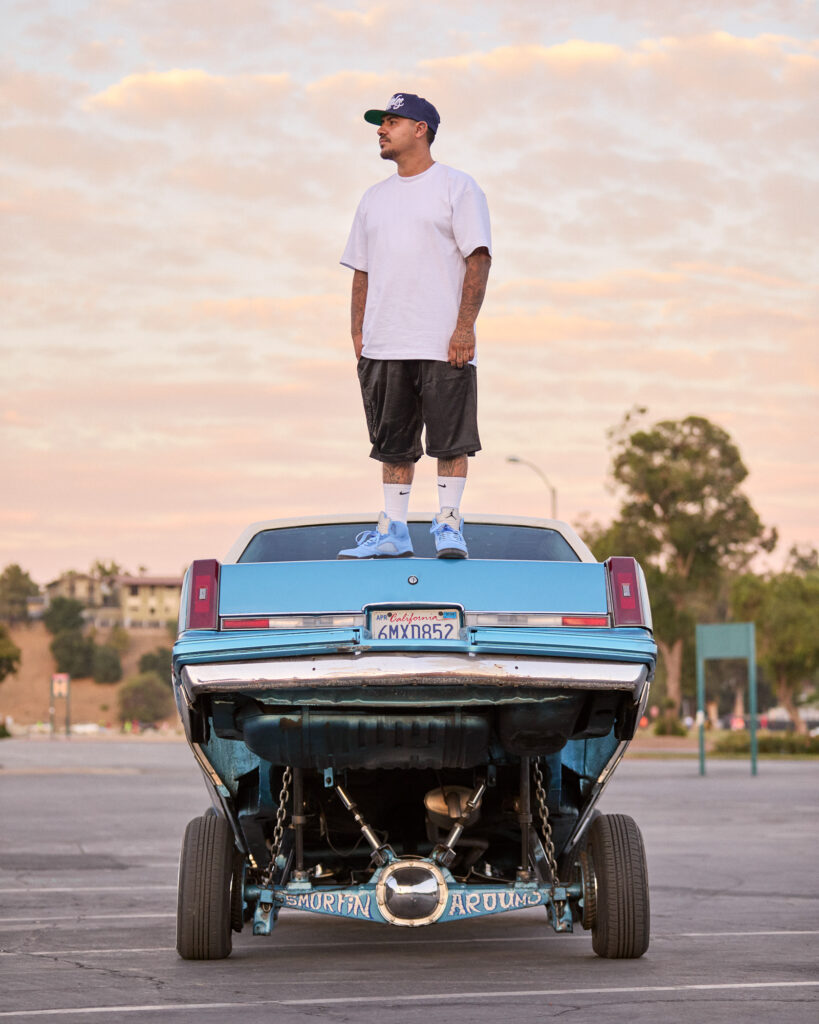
[351, 269, 368, 360]
[448, 247, 491, 368]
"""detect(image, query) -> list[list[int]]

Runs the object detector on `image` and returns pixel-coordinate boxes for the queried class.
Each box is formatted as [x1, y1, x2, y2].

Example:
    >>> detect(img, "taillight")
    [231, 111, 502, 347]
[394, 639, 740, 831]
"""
[607, 556, 650, 628]
[187, 559, 220, 630]
[463, 613, 609, 628]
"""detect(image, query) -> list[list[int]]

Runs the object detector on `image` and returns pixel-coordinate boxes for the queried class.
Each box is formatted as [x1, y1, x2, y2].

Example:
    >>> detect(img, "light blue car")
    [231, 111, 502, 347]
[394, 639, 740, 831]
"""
[172, 514, 656, 960]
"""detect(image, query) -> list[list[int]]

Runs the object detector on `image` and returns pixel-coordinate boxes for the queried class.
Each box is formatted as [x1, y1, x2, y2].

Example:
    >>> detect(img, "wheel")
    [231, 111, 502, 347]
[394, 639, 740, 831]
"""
[230, 853, 249, 932]
[587, 813, 650, 959]
[176, 813, 235, 960]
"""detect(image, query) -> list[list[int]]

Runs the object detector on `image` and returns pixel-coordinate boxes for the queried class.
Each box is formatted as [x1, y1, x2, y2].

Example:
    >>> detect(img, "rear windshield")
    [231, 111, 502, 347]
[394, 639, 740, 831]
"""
[238, 523, 581, 563]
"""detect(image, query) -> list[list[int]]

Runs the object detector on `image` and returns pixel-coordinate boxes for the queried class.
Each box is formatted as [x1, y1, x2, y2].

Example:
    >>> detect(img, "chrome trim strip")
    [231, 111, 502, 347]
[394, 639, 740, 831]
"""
[562, 738, 630, 860]
[190, 741, 226, 789]
[365, 602, 465, 612]
[596, 738, 630, 785]
[221, 613, 366, 629]
[465, 613, 610, 627]
[221, 606, 610, 622]
[181, 655, 649, 695]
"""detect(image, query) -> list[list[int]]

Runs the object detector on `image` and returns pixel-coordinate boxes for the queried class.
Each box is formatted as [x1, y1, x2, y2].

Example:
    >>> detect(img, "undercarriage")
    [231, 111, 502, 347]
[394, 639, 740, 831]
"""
[175, 664, 652, 960]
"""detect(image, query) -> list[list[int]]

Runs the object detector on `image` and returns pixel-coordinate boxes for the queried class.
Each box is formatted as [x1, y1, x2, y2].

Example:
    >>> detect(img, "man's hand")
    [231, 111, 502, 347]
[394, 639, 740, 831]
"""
[447, 325, 475, 368]
[449, 248, 491, 368]
[353, 331, 363, 361]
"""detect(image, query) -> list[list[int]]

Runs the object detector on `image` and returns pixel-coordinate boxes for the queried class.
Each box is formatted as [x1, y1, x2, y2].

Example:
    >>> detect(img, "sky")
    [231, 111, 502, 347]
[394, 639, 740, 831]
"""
[2, 0, 818, 584]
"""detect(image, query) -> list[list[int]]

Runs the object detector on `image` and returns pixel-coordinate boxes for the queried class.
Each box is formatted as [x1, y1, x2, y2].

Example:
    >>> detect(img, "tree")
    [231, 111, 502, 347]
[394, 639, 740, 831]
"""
[594, 412, 776, 716]
[732, 568, 819, 734]
[139, 647, 173, 685]
[117, 672, 174, 725]
[107, 625, 131, 655]
[50, 630, 94, 677]
[92, 645, 123, 684]
[0, 624, 21, 682]
[91, 560, 123, 608]
[91, 559, 122, 583]
[43, 597, 85, 635]
[785, 544, 818, 575]
[0, 565, 40, 624]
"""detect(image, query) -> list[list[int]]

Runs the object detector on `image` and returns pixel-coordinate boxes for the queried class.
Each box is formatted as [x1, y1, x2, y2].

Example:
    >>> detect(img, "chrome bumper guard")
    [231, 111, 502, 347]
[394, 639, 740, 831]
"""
[180, 652, 649, 703]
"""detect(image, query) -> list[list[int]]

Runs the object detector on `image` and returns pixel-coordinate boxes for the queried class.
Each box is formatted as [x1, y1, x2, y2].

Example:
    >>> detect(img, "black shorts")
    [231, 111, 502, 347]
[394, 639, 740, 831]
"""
[357, 357, 481, 464]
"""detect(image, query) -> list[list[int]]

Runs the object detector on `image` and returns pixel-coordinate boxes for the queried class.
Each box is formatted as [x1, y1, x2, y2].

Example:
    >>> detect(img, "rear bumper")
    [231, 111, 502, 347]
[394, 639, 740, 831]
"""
[178, 652, 650, 704]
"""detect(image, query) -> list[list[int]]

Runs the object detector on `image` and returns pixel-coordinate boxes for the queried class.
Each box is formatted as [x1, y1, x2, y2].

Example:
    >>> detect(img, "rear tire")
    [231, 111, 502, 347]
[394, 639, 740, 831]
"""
[230, 853, 248, 932]
[176, 813, 234, 960]
[587, 813, 650, 959]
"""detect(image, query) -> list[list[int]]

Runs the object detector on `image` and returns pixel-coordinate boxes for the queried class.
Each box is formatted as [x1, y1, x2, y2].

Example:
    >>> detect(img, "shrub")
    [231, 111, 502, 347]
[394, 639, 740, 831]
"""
[117, 671, 174, 726]
[43, 597, 85, 635]
[139, 647, 173, 684]
[0, 721, 11, 739]
[50, 630, 94, 677]
[92, 644, 122, 684]
[713, 730, 819, 756]
[0, 623, 21, 683]
[653, 714, 688, 736]
[107, 625, 131, 654]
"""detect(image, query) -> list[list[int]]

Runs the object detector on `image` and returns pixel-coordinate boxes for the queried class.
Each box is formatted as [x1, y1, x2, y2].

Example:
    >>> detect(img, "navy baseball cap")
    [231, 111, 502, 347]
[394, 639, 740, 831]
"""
[364, 93, 440, 136]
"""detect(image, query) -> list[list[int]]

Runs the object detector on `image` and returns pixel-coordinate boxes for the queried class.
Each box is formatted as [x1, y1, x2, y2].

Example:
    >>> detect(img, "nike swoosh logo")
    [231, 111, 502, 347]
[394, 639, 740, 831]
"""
[438, 483, 447, 488]
[399, 490, 409, 495]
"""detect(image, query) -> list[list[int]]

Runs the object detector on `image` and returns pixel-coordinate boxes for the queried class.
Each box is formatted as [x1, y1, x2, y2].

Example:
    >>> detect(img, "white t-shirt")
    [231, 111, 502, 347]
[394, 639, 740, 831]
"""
[341, 162, 492, 362]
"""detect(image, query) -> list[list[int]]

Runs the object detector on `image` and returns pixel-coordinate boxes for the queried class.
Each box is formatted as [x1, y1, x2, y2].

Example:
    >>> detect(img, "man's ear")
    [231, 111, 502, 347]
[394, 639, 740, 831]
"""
[416, 121, 428, 138]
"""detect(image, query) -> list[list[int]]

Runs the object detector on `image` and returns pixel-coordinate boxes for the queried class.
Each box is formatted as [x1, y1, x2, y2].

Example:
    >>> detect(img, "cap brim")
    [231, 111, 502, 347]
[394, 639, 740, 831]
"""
[364, 109, 392, 125]
[363, 108, 436, 133]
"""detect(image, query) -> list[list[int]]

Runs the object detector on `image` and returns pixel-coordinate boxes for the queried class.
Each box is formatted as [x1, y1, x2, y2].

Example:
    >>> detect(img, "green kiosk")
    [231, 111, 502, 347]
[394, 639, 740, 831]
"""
[696, 622, 758, 777]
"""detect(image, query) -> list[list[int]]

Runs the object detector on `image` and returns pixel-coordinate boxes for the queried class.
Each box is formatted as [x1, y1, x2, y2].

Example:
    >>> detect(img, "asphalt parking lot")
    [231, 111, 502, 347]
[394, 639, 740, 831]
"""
[0, 739, 817, 1023]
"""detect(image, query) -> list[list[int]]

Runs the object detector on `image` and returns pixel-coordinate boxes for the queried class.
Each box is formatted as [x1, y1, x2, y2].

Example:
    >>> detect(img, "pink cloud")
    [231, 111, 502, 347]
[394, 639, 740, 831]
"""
[0, 63, 83, 119]
[70, 39, 124, 72]
[314, 3, 391, 32]
[0, 123, 165, 181]
[87, 69, 292, 124]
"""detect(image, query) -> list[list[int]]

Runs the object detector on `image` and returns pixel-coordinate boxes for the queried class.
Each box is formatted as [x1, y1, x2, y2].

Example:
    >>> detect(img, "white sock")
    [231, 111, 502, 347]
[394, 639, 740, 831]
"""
[383, 483, 411, 523]
[438, 476, 466, 514]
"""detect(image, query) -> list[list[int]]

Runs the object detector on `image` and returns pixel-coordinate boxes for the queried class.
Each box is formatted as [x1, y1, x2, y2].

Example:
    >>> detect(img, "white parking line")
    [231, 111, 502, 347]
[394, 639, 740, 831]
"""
[0, 913, 174, 923]
[0, 949, 177, 958]
[0, 887, 176, 894]
[0, 929, 815, 957]
[0, 769, 139, 777]
[0, 981, 817, 1017]
[681, 930, 819, 938]
[284, 980, 819, 1006]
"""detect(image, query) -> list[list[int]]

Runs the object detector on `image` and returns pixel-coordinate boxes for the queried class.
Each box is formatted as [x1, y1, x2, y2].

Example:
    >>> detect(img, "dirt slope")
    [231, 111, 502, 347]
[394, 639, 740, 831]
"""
[1, 623, 175, 728]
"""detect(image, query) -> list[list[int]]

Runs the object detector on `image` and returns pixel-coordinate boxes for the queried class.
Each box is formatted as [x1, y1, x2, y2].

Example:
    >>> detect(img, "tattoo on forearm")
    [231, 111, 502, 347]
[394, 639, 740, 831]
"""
[351, 270, 368, 335]
[456, 250, 491, 331]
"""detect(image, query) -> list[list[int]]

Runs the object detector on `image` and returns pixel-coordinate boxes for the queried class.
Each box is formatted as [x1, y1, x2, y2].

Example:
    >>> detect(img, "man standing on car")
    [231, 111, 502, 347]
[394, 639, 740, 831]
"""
[339, 93, 492, 560]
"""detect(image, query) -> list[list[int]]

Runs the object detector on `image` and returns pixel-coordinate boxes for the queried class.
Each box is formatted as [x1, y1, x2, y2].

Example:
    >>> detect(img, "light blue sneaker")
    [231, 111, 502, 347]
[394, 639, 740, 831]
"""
[430, 509, 468, 559]
[338, 512, 414, 559]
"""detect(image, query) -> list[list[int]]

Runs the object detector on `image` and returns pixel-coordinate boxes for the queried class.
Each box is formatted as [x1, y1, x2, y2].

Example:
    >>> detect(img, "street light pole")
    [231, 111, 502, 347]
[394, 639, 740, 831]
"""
[507, 456, 558, 519]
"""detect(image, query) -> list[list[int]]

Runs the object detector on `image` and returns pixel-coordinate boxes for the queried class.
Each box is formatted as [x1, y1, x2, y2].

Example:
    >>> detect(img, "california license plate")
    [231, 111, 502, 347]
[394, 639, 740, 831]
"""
[369, 607, 462, 641]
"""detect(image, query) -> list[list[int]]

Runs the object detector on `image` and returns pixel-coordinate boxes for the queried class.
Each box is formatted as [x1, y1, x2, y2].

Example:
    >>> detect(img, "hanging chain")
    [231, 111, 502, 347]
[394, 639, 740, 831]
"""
[261, 765, 292, 887]
[532, 759, 560, 885]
